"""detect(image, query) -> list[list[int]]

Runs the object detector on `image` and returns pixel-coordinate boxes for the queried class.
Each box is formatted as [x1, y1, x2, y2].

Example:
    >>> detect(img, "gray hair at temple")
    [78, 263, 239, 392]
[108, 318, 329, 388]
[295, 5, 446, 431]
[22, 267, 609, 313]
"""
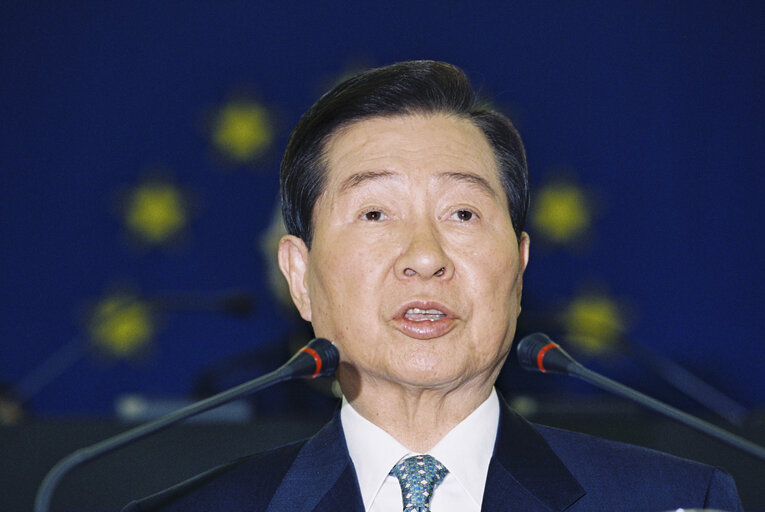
[280, 60, 529, 248]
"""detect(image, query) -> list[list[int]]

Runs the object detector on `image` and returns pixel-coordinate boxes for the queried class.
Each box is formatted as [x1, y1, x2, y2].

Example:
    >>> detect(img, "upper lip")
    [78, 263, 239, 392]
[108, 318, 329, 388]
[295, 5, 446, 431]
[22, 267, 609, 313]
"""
[392, 300, 457, 320]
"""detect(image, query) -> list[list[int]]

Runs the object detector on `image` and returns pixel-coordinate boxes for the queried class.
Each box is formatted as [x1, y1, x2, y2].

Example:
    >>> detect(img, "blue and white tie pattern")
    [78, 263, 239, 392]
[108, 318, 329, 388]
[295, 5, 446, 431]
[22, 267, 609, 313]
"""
[390, 454, 449, 512]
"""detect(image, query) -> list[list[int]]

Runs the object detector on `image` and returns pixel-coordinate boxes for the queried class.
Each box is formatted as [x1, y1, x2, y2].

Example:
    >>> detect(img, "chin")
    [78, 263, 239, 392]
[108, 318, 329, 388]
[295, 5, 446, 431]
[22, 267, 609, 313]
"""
[395, 359, 461, 387]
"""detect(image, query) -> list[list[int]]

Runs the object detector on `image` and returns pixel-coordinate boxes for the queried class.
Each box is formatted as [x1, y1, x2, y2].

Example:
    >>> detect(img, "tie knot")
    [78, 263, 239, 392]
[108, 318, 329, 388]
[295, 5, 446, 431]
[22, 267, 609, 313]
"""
[390, 455, 449, 512]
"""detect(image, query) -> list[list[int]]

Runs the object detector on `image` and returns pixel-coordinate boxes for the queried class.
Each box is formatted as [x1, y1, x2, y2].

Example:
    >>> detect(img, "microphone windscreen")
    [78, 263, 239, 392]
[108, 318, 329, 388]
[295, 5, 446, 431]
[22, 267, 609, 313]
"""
[517, 332, 556, 372]
[304, 338, 340, 378]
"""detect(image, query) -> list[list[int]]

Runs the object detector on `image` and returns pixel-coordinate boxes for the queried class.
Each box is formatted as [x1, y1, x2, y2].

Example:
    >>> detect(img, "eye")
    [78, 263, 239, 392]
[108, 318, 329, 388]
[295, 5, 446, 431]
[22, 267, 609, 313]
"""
[362, 210, 386, 221]
[453, 209, 475, 222]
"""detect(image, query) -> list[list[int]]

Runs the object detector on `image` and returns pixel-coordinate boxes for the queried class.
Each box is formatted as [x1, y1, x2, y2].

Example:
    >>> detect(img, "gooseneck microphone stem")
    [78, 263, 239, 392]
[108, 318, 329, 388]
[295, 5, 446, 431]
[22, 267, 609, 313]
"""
[34, 338, 339, 512]
[517, 333, 765, 463]
[568, 362, 765, 461]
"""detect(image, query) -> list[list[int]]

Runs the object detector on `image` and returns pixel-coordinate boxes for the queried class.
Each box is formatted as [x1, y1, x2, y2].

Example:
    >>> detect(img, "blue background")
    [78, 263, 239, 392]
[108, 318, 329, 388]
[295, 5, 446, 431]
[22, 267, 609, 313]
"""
[1, 2, 762, 417]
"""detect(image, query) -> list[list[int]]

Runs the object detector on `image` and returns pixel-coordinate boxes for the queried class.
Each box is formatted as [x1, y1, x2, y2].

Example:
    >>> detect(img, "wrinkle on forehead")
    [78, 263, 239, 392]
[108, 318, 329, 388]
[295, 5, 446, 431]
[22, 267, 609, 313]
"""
[336, 169, 498, 205]
[324, 114, 502, 194]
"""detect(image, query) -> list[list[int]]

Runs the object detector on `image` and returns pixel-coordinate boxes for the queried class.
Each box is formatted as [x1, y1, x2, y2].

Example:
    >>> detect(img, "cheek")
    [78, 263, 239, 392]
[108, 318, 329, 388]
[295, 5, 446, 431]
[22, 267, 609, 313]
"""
[308, 244, 383, 338]
[466, 245, 519, 294]
[461, 245, 522, 333]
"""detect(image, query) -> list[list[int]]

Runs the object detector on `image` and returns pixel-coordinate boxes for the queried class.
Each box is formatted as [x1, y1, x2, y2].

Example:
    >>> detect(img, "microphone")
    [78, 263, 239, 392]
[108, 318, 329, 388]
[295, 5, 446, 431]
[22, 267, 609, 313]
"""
[34, 338, 339, 512]
[517, 332, 581, 376]
[517, 333, 765, 462]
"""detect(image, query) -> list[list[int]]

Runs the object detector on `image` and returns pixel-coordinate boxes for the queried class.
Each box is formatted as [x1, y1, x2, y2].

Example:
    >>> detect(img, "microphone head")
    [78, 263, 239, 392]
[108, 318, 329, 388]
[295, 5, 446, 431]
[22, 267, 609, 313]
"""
[302, 338, 340, 378]
[281, 338, 340, 379]
[517, 332, 577, 375]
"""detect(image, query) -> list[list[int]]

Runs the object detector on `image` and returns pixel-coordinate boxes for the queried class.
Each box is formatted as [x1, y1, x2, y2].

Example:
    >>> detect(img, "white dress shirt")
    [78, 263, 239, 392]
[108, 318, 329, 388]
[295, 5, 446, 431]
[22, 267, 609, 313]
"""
[341, 389, 500, 512]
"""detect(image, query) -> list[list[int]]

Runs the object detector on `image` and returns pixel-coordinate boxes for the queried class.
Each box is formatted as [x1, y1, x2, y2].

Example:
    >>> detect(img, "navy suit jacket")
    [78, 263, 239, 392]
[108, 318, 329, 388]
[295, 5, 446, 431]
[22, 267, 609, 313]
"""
[123, 398, 743, 511]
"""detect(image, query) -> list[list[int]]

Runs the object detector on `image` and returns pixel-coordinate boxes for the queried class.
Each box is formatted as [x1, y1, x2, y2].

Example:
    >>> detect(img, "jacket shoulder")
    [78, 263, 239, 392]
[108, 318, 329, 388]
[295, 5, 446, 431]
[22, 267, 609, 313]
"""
[532, 423, 742, 511]
[121, 440, 306, 512]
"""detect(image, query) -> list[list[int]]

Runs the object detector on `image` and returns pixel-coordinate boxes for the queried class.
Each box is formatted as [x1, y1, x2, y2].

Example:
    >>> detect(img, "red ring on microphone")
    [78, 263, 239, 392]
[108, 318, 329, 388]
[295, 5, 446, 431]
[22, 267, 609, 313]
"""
[536, 343, 558, 373]
[300, 347, 322, 378]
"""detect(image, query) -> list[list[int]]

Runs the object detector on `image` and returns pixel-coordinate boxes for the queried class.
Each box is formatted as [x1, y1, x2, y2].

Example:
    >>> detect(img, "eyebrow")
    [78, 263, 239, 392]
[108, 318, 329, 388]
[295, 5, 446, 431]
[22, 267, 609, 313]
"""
[338, 170, 399, 193]
[437, 171, 497, 199]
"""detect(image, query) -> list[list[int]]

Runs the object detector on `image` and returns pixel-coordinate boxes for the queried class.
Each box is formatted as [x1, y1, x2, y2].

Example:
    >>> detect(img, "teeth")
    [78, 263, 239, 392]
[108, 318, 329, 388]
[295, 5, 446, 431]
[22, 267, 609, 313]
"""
[404, 307, 446, 322]
[407, 308, 443, 315]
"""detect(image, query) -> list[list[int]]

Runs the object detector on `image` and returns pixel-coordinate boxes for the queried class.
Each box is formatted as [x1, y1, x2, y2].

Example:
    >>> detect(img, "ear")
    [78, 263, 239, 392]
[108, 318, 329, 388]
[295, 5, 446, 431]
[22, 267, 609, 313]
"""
[277, 234, 312, 322]
[519, 231, 530, 274]
[515, 232, 530, 314]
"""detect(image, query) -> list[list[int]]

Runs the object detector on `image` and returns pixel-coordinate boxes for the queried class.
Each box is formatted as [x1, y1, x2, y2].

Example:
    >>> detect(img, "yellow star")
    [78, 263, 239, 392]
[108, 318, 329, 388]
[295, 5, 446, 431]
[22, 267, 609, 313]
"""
[531, 182, 591, 243]
[124, 180, 188, 244]
[562, 292, 625, 354]
[212, 101, 273, 162]
[89, 293, 154, 357]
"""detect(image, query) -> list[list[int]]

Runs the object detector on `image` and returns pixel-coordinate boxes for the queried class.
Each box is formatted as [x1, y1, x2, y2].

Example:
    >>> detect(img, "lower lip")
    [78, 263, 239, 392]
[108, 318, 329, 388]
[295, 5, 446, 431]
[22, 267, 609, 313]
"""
[392, 317, 456, 340]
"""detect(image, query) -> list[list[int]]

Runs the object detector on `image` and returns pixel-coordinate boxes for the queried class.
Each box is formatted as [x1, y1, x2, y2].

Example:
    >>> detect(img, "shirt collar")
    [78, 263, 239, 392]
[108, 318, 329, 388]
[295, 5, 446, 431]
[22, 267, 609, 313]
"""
[341, 389, 499, 509]
[429, 389, 499, 505]
[341, 397, 410, 510]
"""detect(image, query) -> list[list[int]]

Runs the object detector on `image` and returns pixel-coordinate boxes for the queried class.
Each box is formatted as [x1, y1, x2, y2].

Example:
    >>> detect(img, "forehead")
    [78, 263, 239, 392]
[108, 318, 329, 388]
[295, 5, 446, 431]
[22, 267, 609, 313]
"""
[322, 114, 501, 192]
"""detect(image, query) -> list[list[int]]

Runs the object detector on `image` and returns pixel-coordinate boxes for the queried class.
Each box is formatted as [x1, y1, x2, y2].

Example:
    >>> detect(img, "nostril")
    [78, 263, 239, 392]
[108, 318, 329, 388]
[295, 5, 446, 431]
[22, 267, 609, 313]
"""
[434, 267, 445, 277]
[404, 268, 417, 277]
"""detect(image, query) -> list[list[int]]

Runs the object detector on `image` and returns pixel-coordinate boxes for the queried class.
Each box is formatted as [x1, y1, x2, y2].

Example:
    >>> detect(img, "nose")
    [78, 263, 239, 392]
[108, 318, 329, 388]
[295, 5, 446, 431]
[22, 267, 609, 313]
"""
[394, 222, 453, 280]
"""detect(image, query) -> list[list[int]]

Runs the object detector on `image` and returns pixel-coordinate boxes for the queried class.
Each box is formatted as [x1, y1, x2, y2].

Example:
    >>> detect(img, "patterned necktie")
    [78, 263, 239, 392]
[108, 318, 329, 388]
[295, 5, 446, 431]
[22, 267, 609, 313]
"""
[390, 454, 449, 512]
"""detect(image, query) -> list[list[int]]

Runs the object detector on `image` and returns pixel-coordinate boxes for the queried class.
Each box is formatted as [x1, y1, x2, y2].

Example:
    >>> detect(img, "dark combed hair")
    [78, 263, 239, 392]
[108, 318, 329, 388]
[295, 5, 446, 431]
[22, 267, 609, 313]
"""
[280, 60, 529, 248]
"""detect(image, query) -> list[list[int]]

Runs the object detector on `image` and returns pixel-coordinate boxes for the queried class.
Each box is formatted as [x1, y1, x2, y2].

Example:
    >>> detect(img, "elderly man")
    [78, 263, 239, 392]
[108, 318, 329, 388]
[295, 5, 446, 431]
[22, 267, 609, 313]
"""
[124, 61, 742, 511]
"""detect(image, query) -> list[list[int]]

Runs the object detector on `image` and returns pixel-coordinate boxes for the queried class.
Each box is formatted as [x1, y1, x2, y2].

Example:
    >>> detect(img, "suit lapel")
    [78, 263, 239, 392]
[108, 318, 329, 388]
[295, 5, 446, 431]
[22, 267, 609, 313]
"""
[481, 395, 585, 511]
[266, 412, 364, 512]
[311, 464, 365, 511]
[267, 395, 583, 512]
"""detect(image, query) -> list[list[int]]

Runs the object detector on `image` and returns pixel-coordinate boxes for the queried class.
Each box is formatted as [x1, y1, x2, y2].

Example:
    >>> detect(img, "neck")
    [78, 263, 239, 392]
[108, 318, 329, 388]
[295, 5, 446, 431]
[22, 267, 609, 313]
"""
[343, 379, 494, 452]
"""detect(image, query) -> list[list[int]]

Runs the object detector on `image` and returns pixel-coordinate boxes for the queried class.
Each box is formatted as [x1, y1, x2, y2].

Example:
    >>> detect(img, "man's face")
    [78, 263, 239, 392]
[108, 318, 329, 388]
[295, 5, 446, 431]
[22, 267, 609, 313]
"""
[279, 114, 529, 397]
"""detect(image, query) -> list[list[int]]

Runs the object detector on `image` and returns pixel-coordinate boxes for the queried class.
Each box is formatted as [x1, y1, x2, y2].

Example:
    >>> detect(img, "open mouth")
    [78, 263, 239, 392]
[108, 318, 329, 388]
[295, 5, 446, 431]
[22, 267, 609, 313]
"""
[392, 301, 457, 340]
[404, 307, 447, 322]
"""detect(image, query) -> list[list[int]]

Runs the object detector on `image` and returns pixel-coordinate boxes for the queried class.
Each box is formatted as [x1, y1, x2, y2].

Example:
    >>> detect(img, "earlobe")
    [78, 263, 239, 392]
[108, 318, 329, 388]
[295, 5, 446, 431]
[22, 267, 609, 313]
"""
[277, 235, 312, 322]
